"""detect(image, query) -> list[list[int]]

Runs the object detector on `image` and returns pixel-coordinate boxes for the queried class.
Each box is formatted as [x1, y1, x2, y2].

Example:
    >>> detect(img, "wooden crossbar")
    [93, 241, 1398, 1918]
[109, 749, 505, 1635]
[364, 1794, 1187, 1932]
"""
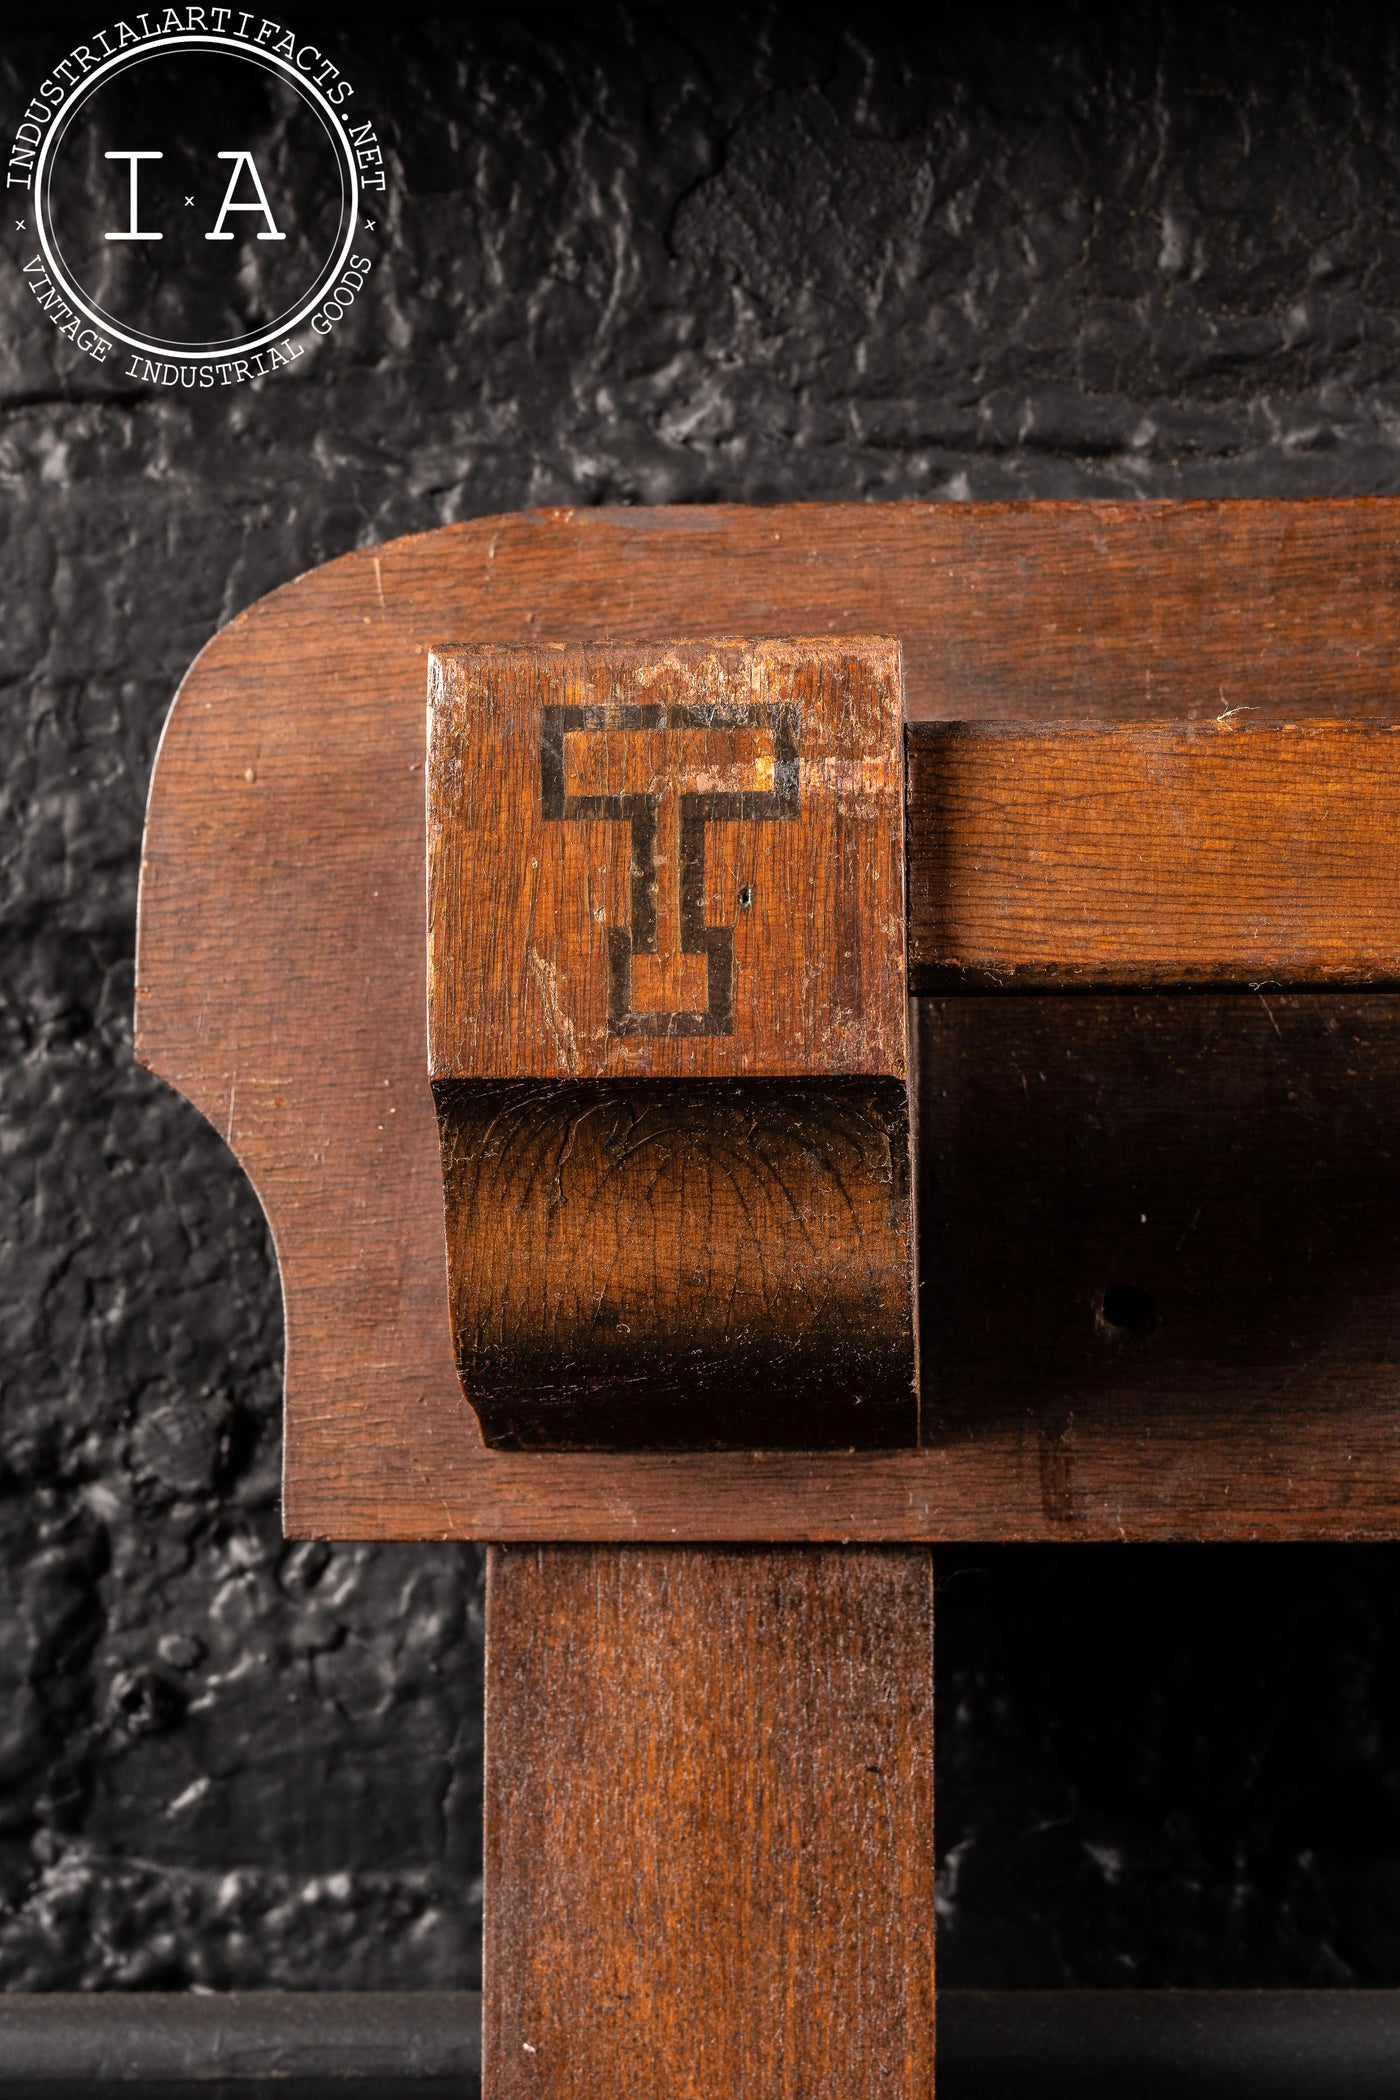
[908, 721, 1400, 992]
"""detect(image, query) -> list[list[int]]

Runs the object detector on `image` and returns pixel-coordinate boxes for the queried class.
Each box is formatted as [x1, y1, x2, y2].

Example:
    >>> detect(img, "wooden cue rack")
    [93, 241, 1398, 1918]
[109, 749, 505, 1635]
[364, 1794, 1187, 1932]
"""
[136, 501, 1400, 2096]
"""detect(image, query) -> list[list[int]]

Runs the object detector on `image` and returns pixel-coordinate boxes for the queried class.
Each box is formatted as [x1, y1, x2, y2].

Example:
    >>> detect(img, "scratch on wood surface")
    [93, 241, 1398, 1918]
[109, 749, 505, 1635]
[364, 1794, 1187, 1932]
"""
[526, 949, 579, 1071]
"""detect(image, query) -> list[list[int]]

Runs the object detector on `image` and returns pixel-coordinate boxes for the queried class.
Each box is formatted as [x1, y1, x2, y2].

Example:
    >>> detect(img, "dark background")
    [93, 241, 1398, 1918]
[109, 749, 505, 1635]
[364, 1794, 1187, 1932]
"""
[5, 0, 1400, 1992]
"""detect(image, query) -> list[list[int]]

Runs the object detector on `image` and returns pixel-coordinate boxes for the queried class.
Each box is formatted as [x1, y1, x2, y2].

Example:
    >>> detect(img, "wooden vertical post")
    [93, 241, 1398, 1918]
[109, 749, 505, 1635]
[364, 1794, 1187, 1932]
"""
[484, 1544, 936, 2099]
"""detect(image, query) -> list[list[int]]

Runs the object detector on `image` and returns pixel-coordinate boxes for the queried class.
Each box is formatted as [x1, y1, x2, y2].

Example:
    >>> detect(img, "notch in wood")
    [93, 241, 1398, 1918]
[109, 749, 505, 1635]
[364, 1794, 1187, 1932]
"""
[427, 639, 916, 1452]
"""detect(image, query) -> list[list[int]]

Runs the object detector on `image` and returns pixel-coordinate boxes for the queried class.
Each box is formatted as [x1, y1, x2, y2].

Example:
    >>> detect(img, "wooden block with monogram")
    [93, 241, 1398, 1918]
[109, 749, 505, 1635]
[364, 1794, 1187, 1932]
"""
[426, 638, 915, 1451]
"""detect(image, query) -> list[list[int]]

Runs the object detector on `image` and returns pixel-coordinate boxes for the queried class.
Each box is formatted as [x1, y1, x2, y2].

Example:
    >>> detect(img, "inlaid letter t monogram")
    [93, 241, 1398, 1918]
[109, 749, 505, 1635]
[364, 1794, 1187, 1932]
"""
[540, 702, 800, 1036]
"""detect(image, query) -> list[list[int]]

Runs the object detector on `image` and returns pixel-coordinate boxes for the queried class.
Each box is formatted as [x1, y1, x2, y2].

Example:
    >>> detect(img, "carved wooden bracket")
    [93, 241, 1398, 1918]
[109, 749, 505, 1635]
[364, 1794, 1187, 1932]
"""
[426, 639, 914, 1450]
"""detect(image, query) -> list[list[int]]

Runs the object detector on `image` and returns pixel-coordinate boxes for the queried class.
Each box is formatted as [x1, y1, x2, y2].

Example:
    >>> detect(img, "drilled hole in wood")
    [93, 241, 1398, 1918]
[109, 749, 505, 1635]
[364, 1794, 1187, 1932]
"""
[1099, 1283, 1156, 1336]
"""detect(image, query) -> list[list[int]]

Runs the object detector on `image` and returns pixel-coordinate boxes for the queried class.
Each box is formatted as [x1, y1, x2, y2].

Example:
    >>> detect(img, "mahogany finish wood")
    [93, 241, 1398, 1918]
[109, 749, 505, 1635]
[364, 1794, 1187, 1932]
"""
[428, 641, 908, 1080]
[427, 639, 914, 1450]
[136, 500, 1400, 1540]
[909, 720, 1400, 992]
[484, 1543, 936, 2100]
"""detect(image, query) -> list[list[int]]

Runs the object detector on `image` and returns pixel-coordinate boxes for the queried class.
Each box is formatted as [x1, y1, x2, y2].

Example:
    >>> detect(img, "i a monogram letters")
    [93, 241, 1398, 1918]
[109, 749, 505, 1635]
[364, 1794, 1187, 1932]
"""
[103, 150, 285, 242]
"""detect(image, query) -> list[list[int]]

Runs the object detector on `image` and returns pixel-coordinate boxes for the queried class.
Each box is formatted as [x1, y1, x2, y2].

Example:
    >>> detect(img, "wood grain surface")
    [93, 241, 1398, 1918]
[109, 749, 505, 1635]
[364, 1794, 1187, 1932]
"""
[428, 640, 914, 1449]
[909, 721, 1400, 991]
[135, 501, 1400, 1539]
[428, 640, 907, 1080]
[484, 1543, 935, 2100]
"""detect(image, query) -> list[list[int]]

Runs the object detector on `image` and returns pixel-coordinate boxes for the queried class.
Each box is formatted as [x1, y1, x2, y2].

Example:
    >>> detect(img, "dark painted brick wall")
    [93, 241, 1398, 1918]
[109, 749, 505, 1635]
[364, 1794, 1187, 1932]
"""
[5, 0, 1400, 1990]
